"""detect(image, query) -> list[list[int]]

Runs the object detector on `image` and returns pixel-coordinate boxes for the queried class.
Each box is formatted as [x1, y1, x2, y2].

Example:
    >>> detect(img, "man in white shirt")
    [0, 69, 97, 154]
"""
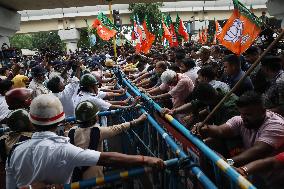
[6, 94, 164, 188]
[47, 76, 80, 117]
[28, 65, 50, 99]
[0, 80, 13, 122]
[74, 74, 138, 111]
[179, 58, 200, 83]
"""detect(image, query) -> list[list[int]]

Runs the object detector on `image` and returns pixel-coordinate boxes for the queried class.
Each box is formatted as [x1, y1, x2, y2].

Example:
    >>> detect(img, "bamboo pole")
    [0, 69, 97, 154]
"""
[200, 29, 284, 127]
[108, 1, 118, 59]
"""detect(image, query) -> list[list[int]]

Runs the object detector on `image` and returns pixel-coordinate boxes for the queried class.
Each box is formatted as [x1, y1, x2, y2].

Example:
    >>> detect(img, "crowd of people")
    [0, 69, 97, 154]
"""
[0, 39, 284, 188]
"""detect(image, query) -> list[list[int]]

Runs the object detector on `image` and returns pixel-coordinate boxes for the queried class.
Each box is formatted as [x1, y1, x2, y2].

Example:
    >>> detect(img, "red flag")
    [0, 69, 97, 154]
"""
[177, 15, 189, 41]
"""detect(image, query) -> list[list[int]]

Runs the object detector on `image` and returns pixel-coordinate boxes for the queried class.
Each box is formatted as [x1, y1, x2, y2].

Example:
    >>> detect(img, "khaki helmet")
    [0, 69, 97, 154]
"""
[6, 109, 31, 132]
[80, 73, 99, 87]
[29, 94, 65, 126]
[105, 59, 114, 67]
[75, 100, 99, 123]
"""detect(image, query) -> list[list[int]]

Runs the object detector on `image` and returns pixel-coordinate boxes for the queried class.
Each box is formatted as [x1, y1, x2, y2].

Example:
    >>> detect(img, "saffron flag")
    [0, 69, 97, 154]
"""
[215, 20, 222, 38]
[198, 29, 203, 43]
[214, 20, 222, 44]
[141, 16, 155, 54]
[176, 14, 189, 41]
[92, 12, 118, 41]
[218, 0, 262, 55]
[132, 15, 143, 54]
[162, 20, 172, 44]
[202, 28, 208, 44]
[166, 15, 178, 47]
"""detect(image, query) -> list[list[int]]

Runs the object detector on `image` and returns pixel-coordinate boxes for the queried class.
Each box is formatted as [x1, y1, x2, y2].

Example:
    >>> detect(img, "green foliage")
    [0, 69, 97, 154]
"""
[9, 34, 33, 50]
[77, 28, 91, 49]
[129, 3, 164, 36]
[9, 32, 65, 51]
[31, 32, 65, 51]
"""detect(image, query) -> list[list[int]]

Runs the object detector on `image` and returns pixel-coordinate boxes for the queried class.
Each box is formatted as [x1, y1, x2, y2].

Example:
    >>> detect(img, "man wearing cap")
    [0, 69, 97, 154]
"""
[28, 65, 50, 98]
[5, 94, 164, 188]
[68, 101, 148, 180]
[74, 73, 137, 111]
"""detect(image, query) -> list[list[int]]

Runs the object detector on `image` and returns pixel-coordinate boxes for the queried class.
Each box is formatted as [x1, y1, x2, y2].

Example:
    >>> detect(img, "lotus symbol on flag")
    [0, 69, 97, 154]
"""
[241, 34, 250, 45]
[141, 28, 146, 41]
[134, 26, 140, 39]
[217, 24, 222, 36]
[224, 19, 244, 43]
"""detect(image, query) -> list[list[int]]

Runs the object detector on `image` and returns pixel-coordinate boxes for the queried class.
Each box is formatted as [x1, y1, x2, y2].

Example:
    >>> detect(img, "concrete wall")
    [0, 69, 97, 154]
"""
[0, 37, 10, 47]
[17, 9, 267, 34]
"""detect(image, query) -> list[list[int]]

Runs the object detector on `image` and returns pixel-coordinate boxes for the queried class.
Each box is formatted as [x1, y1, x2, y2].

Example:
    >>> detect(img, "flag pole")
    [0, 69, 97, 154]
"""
[107, 0, 118, 60]
[199, 29, 284, 128]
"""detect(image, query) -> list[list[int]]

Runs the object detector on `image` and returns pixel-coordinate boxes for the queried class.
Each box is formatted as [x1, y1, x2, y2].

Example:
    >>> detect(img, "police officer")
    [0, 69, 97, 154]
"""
[28, 65, 50, 98]
[74, 73, 139, 112]
[6, 94, 164, 188]
[69, 100, 147, 180]
[0, 109, 33, 189]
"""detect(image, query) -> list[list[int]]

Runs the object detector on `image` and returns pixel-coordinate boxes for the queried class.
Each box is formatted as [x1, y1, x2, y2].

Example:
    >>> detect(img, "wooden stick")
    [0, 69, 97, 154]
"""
[108, 1, 118, 59]
[201, 29, 284, 126]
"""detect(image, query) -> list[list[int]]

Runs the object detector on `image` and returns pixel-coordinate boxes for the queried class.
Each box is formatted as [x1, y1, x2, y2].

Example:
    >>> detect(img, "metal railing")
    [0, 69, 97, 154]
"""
[62, 69, 256, 189]
[119, 71, 256, 189]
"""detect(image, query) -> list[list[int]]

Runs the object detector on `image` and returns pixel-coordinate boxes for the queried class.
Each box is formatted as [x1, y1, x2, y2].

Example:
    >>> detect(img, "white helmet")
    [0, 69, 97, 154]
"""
[29, 94, 65, 126]
[161, 70, 177, 84]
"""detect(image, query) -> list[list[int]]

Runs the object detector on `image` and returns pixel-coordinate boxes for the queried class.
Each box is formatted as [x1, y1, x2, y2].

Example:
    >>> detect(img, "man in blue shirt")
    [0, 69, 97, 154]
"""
[222, 54, 254, 96]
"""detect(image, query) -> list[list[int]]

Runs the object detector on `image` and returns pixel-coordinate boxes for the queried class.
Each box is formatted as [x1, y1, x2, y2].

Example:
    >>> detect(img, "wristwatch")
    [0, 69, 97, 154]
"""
[227, 159, 235, 166]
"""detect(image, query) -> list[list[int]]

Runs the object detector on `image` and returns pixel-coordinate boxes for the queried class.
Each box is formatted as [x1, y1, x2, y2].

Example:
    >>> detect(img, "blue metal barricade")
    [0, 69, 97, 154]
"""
[64, 69, 256, 189]
[119, 72, 256, 189]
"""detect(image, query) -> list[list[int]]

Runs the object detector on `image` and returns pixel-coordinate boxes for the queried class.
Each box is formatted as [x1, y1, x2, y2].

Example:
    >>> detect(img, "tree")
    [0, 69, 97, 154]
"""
[31, 32, 65, 51]
[9, 32, 65, 51]
[9, 34, 33, 50]
[129, 3, 164, 36]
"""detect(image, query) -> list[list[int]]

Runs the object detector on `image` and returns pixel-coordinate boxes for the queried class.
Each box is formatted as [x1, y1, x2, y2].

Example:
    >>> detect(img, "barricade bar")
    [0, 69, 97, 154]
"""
[64, 158, 179, 189]
[121, 75, 256, 189]
[120, 87, 217, 189]
[65, 109, 122, 122]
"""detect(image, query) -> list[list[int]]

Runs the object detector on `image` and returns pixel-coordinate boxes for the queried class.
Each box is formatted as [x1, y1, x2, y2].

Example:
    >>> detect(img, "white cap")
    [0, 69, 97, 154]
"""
[29, 94, 65, 126]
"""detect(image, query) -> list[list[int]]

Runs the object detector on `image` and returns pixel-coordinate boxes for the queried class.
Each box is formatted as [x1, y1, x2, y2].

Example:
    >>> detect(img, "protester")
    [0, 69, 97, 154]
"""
[179, 58, 200, 83]
[261, 56, 284, 116]
[196, 66, 230, 92]
[222, 54, 254, 96]
[192, 91, 284, 187]
[151, 70, 194, 109]
[243, 46, 268, 93]
[0, 26, 283, 189]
